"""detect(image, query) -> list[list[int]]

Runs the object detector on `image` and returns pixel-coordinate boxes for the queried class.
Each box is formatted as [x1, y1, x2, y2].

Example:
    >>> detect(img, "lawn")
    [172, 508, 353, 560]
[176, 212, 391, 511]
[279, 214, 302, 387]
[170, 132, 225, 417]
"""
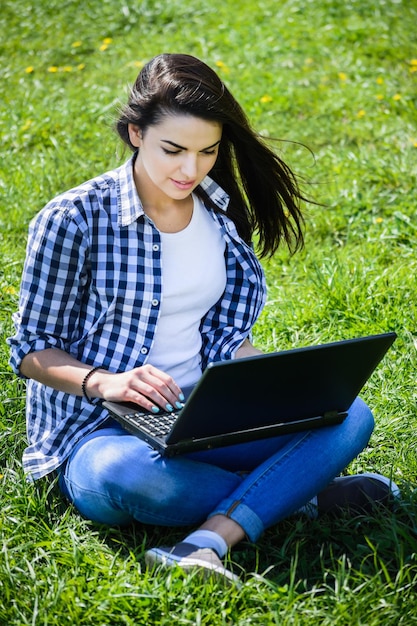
[1, 0, 417, 623]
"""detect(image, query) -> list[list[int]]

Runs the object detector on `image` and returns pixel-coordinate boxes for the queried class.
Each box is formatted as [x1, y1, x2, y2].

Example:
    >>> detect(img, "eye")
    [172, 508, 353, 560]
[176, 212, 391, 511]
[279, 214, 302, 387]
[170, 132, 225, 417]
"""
[162, 148, 181, 155]
[202, 149, 217, 156]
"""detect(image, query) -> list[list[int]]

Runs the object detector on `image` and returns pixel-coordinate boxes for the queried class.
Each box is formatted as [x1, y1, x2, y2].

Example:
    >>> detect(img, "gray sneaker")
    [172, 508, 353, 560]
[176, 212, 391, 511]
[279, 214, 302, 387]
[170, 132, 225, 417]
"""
[317, 472, 401, 516]
[145, 542, 239, 584]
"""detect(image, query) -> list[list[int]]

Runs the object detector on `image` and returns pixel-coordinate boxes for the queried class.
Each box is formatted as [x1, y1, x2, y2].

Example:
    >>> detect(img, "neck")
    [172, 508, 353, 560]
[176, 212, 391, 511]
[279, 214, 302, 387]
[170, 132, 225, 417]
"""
[143, 196, 194, 233]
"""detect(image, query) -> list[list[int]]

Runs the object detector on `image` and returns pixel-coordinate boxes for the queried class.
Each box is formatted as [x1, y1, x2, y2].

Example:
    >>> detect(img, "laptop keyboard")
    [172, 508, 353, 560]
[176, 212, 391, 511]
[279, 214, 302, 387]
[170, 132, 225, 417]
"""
[124, 409, 179, 437]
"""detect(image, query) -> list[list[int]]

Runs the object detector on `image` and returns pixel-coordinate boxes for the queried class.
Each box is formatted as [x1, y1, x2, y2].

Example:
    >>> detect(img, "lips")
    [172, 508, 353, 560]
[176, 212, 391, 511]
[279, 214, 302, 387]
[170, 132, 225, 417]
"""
[171, 179, 196, 190]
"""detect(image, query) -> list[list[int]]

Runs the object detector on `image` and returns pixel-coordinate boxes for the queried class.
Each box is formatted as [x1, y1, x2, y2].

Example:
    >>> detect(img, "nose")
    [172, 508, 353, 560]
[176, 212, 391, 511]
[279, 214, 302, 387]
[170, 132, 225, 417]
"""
[180, 154, 198, 179]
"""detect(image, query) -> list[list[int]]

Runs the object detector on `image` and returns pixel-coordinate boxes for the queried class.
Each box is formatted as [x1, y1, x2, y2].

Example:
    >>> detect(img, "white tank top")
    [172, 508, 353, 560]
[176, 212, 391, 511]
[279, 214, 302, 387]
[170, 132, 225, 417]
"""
[147, 195, 227, 387]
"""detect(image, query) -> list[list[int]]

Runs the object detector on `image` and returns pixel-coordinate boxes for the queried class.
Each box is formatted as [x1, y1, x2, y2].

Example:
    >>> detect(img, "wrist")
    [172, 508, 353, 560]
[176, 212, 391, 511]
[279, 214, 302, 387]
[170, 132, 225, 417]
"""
[81, 366, 106, 403]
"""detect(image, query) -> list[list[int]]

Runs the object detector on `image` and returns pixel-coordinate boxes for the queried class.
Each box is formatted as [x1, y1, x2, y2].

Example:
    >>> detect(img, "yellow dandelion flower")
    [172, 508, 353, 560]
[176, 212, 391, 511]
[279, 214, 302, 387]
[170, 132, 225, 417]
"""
[99, 44, 108, 52]
[25, 66, 34, 74]
[260, 95, 273, 104]
[375, 217, 383, 224]
[376, 77, 384, 85]
[21, 120, 33, 132]
[376, 94, 384, 100]
[410, 66, 417, 74]
[215, 60, 230, 73]
[392, 94, 401, 101]
[357, 109, 366, 118]
[48, 66, 59, 73]
[63, 66, 73, 72]
[412, 140, 417, 148]
[72, 41, 82, 48]
[103, 37, 113, 44]
[409, 59, 417, 66]
[3, 285, 17, 295]
[338, 72, 347, 81]
[77, 63, 86, 71]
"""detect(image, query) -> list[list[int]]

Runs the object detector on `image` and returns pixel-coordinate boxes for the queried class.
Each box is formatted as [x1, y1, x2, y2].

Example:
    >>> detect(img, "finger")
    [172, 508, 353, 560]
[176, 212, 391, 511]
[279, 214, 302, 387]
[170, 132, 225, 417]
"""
[135, 366, 184, 407]
[124, 389, 164, 413]
[119, 382, 177, 414]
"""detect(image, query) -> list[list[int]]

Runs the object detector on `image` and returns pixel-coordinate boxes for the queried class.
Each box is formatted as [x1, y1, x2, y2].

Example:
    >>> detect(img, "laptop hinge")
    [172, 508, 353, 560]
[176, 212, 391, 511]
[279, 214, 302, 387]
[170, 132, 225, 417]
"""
[324, 410, 347, 421]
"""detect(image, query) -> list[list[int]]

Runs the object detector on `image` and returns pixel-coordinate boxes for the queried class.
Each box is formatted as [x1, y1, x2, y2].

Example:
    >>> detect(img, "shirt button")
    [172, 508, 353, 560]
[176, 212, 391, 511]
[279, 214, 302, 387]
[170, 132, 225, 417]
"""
[140, 347, 148, 355]
[151, 299, 159, 306]
[152, 244, 159, 251]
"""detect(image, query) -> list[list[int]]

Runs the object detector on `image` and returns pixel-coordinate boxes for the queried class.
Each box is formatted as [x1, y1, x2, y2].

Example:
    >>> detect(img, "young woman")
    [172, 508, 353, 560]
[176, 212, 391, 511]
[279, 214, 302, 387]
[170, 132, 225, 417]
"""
[9, 53, 398, 583]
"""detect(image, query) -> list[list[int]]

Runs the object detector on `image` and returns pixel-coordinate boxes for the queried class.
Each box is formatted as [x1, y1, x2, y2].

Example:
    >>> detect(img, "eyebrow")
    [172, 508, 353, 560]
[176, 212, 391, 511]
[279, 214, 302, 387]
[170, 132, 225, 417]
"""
[161, 139, 221, 151]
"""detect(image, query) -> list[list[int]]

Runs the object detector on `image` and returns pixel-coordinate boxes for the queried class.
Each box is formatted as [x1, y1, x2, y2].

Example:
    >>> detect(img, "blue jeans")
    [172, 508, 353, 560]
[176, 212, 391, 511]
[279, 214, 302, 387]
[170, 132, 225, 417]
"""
[58, 397, 374, 542]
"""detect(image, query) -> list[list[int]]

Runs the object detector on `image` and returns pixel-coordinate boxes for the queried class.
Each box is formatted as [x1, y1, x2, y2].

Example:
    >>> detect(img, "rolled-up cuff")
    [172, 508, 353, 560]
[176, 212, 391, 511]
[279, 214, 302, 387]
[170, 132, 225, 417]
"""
[208, 500, 264, 543]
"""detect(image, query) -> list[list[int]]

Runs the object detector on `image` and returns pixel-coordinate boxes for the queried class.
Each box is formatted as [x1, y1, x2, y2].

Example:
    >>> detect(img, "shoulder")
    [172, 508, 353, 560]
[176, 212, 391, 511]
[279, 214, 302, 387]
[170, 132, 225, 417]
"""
[30, 161, 128, 232]
[55, 165, 120, 212]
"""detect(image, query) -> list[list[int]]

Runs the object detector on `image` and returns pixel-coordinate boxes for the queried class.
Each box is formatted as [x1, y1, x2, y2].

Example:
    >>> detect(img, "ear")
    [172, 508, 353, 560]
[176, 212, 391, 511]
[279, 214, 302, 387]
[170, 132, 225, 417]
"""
[128, 124, 142, 148]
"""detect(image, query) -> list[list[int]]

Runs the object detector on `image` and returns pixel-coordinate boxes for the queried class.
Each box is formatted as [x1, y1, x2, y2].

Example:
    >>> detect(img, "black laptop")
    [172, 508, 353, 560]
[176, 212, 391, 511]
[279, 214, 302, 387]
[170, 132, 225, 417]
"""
[103, 332, 396, 456]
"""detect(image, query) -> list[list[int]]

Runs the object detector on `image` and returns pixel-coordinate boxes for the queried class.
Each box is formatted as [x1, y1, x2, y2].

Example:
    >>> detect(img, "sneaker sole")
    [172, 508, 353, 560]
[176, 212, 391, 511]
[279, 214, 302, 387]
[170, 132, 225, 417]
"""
[145, 549, 240, 584]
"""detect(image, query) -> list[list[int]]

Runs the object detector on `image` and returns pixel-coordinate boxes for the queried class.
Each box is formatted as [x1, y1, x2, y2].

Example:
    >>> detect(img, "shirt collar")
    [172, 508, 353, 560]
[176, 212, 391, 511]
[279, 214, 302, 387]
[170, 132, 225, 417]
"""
[117, 154, 145, 227]
[117, 155, 230, 227]
[199, 175, 230, 211]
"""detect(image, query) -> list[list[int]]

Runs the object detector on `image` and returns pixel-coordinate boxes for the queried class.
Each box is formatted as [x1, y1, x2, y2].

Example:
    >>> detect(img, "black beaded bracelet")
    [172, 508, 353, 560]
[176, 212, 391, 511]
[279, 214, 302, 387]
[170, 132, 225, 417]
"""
[81, 366, 103, 404]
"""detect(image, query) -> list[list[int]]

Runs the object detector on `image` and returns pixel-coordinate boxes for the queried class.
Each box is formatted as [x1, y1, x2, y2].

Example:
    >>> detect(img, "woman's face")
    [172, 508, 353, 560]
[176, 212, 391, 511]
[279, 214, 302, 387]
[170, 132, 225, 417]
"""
[128, 114, 222, 204]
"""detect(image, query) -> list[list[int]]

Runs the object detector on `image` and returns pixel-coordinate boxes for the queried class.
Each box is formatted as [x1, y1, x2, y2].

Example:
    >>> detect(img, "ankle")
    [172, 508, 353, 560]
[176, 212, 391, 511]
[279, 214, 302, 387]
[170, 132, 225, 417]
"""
[198, 514, 245, 547]
[184, 530, 228, 558]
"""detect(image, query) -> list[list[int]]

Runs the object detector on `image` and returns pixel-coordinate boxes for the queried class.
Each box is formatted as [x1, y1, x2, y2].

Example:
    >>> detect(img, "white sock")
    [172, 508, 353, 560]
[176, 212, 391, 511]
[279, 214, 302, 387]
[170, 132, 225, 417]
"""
[183, 530, 228, 558]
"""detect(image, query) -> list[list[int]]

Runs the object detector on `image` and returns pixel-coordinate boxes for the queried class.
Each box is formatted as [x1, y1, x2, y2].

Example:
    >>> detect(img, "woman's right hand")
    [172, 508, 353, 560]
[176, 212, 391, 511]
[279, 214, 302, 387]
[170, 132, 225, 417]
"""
[20, 349, 184, 413]
[86, 364, 185, 413]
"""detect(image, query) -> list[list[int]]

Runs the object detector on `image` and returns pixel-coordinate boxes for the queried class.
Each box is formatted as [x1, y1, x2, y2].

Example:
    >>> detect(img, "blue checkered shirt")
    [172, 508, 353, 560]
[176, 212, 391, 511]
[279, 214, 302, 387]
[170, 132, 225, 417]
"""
[8, 156, 266, 480]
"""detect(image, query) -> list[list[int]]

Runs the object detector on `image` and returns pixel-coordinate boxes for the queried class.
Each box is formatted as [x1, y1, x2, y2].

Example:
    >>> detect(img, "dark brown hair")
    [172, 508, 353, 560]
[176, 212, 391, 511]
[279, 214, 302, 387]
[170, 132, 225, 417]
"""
[117, 53, 306, 258]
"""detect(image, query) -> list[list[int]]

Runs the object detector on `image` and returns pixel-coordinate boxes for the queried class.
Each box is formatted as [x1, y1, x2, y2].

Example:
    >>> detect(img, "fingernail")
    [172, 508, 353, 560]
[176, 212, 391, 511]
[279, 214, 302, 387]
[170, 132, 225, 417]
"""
[175, 401, 184, 410]
[151, 406, 160, 413]
[179, 393, 185, 402]
[165, 403, 174, 412]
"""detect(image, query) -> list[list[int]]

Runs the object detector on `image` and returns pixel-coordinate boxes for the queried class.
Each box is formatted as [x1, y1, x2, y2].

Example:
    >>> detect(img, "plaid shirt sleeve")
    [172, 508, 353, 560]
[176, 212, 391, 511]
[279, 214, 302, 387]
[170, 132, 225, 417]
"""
[199, 212, 266, 369]
[9, 200, 90, 372]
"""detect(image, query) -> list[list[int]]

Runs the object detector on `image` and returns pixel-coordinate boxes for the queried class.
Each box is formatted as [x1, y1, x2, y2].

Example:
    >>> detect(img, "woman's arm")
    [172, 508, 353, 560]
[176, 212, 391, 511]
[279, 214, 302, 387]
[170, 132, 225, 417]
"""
[20, 348, 184, 412]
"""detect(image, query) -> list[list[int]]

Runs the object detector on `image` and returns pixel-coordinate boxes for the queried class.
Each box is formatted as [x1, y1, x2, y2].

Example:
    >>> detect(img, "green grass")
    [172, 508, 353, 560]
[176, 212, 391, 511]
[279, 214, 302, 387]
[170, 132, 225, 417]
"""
[1, 0, 417, 623]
